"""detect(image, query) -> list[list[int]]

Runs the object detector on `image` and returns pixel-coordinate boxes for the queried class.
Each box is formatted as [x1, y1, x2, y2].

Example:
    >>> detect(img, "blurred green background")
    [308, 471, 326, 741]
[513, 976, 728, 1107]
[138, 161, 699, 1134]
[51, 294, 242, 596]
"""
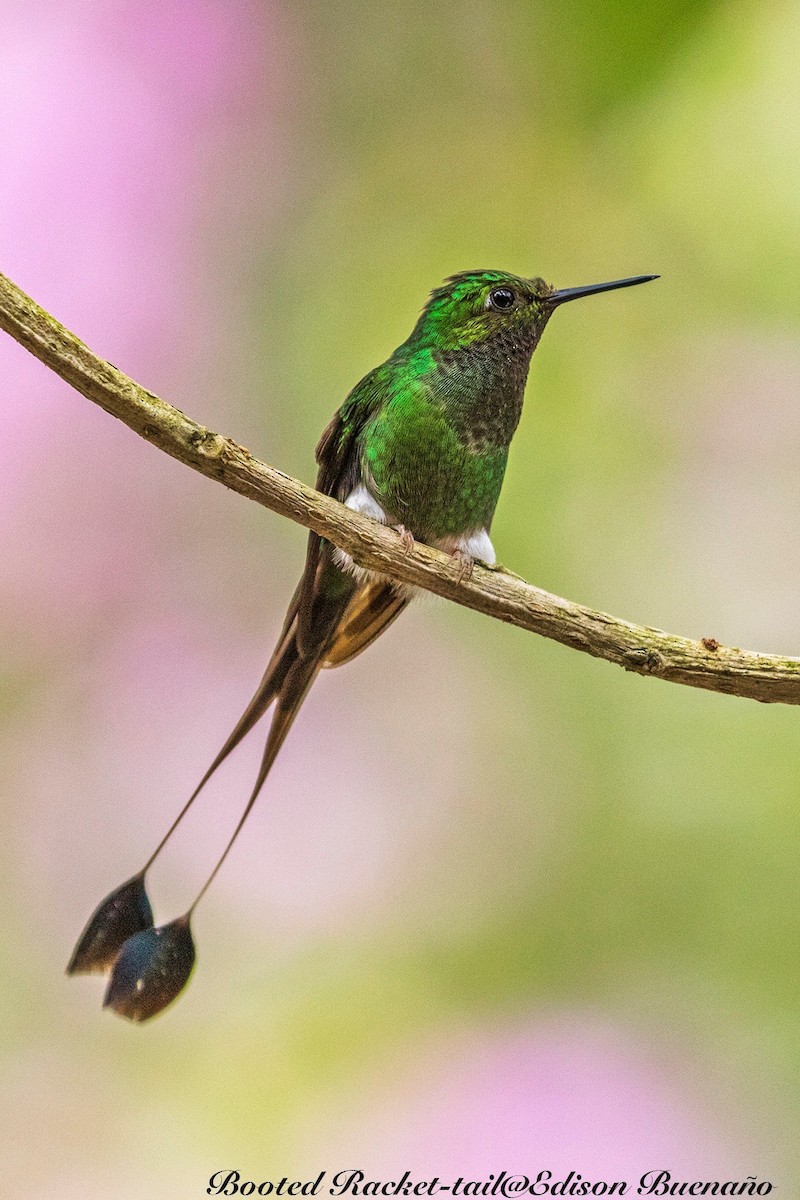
[1, 0, 798, 1193]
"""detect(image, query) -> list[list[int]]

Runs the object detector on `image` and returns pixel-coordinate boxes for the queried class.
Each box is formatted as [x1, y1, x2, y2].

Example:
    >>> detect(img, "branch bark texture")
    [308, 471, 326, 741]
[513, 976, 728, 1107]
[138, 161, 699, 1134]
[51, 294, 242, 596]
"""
[2, 269, 799, 705]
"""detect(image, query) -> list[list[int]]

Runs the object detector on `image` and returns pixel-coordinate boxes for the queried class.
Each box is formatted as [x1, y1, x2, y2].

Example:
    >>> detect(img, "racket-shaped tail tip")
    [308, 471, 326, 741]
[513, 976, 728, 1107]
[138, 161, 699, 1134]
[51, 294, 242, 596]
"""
[67, 873, 154, 976]
[103, 915, 196, 1022]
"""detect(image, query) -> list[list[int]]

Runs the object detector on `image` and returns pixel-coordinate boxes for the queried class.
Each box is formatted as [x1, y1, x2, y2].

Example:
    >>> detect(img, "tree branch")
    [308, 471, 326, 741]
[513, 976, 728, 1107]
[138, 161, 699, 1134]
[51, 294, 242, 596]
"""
[2, 268, 799, 705]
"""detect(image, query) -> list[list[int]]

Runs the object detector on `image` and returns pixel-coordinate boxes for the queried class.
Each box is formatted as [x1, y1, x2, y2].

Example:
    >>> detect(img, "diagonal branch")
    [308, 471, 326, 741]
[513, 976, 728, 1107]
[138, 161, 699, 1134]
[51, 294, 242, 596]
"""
[2, 268, 799, 705]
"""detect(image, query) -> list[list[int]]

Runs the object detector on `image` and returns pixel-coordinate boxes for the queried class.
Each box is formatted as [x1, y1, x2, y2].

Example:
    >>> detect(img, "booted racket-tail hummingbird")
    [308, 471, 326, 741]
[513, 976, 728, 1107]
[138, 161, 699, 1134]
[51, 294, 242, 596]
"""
[67, 268, 657, 1019]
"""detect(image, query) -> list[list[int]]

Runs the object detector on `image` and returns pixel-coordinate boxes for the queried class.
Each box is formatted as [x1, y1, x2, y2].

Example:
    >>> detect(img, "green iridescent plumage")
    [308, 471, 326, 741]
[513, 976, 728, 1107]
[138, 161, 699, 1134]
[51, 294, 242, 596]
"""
[322, 270, 553, 541]
[68, 267, 656, 1019]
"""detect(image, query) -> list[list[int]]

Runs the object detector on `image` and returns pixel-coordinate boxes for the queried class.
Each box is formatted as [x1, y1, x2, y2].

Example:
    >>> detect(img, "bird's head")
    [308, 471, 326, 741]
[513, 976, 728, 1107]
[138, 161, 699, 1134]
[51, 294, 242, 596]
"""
[407, 269, 657, 355]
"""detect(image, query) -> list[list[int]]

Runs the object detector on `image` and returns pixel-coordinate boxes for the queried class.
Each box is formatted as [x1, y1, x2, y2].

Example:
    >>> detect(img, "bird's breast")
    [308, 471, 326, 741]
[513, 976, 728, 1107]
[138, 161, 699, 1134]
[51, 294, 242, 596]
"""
[360, 392, 508, 541]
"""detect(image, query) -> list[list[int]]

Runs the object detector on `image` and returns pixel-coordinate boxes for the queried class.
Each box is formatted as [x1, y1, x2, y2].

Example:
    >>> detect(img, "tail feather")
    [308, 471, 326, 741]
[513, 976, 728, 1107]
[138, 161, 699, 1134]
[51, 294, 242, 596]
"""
[182, 592, 303, 801]
[192, 558, 356, 797]
[189, 647, 326, 907]
[144, 557, 355, 874]
[184, 559, 356, 906]
[323, 580, 411, 668]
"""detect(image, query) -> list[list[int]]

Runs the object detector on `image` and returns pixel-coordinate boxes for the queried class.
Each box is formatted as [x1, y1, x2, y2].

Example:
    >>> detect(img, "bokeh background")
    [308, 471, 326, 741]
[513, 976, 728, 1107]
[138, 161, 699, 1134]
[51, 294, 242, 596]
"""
[1, 0, 799, 1194]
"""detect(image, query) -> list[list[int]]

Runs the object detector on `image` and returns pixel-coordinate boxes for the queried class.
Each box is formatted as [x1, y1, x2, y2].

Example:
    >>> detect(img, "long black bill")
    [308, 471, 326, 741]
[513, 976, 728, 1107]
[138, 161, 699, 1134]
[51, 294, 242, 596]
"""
[548, 274, 658, 307]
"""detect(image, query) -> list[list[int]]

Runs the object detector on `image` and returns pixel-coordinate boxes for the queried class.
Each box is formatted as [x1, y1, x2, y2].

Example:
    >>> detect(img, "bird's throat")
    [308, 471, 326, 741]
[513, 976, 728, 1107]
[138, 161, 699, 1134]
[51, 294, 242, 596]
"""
[432, 328, 537, 451]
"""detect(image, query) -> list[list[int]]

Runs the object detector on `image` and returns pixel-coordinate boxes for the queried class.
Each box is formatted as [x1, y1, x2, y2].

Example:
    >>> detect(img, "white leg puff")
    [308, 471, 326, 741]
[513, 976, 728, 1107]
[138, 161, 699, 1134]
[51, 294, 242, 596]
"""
[453, 528, 496, 565]
[334, 484, 390, 580]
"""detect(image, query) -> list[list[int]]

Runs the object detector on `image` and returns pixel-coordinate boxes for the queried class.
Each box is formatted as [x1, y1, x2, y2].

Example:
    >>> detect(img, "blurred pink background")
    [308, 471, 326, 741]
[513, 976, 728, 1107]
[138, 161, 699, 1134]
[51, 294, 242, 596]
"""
[1, 1, 797, 1195]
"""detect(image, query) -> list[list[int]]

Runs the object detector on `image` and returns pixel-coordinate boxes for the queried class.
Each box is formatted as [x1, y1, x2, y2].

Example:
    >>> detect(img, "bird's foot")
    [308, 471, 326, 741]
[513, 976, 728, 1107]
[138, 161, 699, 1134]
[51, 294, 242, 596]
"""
[394, 524, 415, 554]
[451, 548, 475, 583]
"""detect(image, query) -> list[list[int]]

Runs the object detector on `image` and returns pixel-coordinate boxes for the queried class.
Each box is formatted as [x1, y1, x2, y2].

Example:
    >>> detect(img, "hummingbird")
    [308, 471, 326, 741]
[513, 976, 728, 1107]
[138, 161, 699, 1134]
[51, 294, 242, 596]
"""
[67, 268, 657, 1020]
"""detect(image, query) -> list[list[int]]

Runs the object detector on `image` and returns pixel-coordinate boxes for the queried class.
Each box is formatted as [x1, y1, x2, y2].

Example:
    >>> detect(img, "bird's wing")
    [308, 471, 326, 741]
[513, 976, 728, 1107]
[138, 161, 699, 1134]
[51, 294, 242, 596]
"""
[309, 366, 414, 668]
[295, 368, 387, 654]
[186, 368, 406, 796]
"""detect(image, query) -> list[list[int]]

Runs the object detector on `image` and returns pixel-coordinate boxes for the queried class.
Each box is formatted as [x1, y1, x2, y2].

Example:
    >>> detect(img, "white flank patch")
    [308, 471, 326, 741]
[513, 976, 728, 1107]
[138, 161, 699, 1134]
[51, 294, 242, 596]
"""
[343, 483, 388, 523]
[334, 483, 390, 580]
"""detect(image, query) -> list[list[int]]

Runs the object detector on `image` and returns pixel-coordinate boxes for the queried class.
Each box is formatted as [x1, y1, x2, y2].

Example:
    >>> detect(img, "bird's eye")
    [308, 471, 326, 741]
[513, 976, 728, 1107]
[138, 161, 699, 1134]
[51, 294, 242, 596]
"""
[487, 287, 516, 311]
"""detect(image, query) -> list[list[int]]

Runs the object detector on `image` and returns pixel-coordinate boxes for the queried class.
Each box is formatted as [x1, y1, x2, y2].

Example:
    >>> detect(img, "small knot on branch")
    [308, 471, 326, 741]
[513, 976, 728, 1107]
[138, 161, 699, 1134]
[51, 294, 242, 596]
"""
[187, 426, 226, 459]
[623, 647, 666, 675]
